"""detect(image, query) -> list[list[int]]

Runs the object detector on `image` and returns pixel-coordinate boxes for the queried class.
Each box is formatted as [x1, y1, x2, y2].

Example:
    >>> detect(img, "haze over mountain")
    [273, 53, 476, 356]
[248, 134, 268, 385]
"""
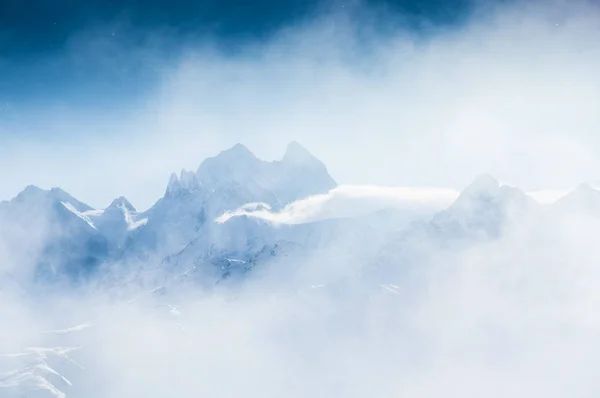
[0, 142, 339, 282]
[3, 141, 600, 397]
[1, 141, 597, 288]
[3, 0, 600, 396]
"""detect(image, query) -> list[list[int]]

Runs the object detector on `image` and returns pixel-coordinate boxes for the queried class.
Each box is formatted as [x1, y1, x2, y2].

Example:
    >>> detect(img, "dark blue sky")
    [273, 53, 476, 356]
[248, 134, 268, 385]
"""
[0, 0, 477, 106]
[1, 0, 472, 54]
[2, 0, 599, 209]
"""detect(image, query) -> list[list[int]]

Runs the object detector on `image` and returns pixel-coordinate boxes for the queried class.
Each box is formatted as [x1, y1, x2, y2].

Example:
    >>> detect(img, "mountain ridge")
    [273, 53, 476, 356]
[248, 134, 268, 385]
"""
[3, 144, 599, 285]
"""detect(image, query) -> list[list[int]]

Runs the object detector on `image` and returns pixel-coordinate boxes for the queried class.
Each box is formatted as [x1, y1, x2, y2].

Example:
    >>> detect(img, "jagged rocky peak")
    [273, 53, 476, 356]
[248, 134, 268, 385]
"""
[165, 168, 202, 196]
[107, 196, 136, 213]
[160, 141, 336, 213]
[165, 172, 181, 196]
[180, 169, 200, 190]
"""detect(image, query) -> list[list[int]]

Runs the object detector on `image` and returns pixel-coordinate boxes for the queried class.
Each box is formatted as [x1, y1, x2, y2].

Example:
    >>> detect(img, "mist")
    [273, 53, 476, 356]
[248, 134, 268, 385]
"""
[3, 198, 600, 397]
[1, 0, 600, 209]
[2, 0, 600, 397]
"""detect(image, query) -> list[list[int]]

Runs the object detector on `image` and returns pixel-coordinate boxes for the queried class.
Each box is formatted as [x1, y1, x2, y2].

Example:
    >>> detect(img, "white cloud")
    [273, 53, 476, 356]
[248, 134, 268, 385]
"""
[4, 205, 600, 397]
[3, 3, 600, 395]
[216, 184, 459, 224]
[1, 1, 600, 209]
[215, 183, 583, 225]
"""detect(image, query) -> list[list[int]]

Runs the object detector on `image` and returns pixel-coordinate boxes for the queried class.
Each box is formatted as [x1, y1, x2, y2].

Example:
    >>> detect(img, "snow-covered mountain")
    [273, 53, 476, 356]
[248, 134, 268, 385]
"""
[375, 174, 539, 250]
[124, 141, 336, 259]
[551, 183, 600, 216]
[195, 141, 336, 208]
[0, 142, 340, 282]
[368, 175, 542, 285]
[4, 141, 597, 287]
[5, 146, 600, 398]
[427, 173, 539, 241]
[0, 186, 111, 280]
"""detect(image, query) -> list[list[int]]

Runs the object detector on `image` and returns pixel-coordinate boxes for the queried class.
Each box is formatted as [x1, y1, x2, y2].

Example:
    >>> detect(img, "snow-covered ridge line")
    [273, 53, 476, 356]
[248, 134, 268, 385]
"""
[61, 201, 98, 230]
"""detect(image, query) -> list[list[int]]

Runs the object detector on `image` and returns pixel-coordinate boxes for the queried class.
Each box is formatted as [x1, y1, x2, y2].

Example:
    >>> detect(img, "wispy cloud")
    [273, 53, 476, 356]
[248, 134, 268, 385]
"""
[1, 1, 600, 209]
[215, 183, 578, 225]
[216, 184, 459, 224]
[2, 2, 600, 397]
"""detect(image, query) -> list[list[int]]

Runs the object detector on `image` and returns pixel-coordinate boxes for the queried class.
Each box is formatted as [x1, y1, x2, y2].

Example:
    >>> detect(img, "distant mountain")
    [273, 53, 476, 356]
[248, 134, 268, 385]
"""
[195, 141, 336, 209]
[551, 183, 600, 216]
[124, 142, 337, 259]
[427, 173, 539, 240]
[86, 197, 147, 251]
[0, 186, 110, 280]
[376, 174, 539, 249]
[369, 175, 541, 284]
[8, 144, 585, 288]
[1, 142, 338, 282]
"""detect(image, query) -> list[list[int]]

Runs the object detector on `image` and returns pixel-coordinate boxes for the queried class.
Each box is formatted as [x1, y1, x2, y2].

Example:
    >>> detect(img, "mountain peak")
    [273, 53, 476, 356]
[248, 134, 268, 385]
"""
[179, 169, 200, 191]
[166, 172, 181, 196]
[15, 185, 45, 199]
[554, 183, 600, 213]
[282, 141, 317, 165]
[196, 143, 259, 176]
[451, 173, 522, 211]
[12, 185, 93, 212]
[572, 182, 597, 195]
[166, 169, 202, 196]
[462, 173, 500, 196]
[108, 196, 136, 212]
[561, 183, 600, 202]
[220, 143, 256, 160]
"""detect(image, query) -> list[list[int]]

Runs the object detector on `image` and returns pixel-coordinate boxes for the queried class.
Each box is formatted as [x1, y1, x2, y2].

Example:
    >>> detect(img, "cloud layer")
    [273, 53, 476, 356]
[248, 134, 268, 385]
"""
[216, 183, 577, 225]
[1, 0, 600, 209]
[216, 184, 459, 224]
[4, 201, 600, 397]
[3, 3, 600, 396]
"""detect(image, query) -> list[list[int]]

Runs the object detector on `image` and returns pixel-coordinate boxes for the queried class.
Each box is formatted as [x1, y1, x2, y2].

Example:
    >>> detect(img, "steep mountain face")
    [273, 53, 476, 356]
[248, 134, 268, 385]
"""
[0, 142, 338, 281]
[195, 141, 336, 210]
[88, 197, 146, 251]
[124, 142, 337, 259]
[0, 186, 110, 280]
[2, 143, 558, 288]
[266, 141, 338, 205]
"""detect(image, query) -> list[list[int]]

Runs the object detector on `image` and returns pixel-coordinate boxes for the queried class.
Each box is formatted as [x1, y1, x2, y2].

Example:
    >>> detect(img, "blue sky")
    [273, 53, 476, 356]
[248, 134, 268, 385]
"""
[0, 0, 470, 106]
[2, 0, 600, 210]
